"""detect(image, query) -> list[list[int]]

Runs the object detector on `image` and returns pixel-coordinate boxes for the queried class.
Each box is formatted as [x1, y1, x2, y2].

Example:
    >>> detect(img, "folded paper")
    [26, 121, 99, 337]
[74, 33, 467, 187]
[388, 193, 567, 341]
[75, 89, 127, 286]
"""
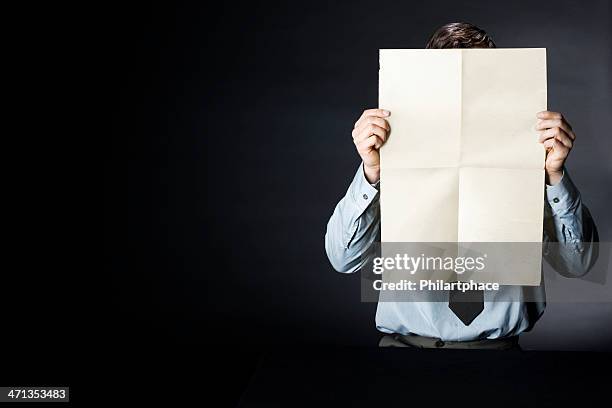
[379, 49, 546, 285]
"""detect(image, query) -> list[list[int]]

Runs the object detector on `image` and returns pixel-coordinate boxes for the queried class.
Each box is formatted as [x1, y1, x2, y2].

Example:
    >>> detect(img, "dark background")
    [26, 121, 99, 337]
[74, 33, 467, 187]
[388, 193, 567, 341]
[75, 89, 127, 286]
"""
[106, 0, 612, 363]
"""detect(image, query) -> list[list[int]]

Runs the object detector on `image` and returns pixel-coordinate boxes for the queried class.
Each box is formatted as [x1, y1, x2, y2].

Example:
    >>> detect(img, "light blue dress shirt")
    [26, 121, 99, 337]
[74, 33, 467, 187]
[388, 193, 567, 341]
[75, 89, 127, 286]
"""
[325, 164, 598, 341]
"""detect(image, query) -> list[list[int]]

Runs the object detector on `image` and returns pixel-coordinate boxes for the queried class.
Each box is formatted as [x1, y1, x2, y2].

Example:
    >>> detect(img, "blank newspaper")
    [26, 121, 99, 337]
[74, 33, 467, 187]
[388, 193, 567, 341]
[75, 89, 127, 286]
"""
[378, 49, 546, 286]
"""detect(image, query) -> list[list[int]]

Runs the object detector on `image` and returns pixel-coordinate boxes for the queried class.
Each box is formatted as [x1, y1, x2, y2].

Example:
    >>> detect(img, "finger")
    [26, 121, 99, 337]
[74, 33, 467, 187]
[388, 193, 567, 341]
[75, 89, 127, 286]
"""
[355, 116, 390, 134]
[362, 108, 391, 118]
[554, 131, 573, 149]
[357, 135, 383, 152]
[535, 119, 574, 138]
[540, 128, 573, 148]
[354, 108, 390, 128]
[353, 126, 386, 145]
[543, 137, 570, 155]
[538, 127, 571, 144]
[543, 138, 554, 149]
[355, 113, 390, 130]
[352, 123, 388, 144]
[537, 111, 564, 120]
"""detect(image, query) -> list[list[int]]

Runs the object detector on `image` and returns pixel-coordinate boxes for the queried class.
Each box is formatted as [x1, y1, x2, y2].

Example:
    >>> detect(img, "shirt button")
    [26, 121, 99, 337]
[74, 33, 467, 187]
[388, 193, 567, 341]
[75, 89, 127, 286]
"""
[363, 194, 368, 200]
[435, 340, 445, 348]
[553, 198, 560, 203]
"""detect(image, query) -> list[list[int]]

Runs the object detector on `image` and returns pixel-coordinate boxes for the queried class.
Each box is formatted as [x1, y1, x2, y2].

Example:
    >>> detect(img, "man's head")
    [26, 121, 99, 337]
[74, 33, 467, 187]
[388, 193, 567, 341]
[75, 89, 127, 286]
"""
[426, 22, 496, 49]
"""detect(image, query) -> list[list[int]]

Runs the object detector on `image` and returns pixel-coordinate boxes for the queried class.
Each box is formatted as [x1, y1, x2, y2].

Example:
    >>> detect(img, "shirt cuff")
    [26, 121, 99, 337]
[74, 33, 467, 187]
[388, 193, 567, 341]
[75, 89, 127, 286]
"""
[349, 163, 380, 213]
[545, 169, 580, 216]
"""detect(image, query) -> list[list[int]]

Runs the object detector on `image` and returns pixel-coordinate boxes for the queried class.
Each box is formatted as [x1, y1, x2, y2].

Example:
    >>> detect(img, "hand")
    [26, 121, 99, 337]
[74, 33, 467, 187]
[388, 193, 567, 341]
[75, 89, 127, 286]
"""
[351, 108, 391, 183]
[536, 111, 576, 185]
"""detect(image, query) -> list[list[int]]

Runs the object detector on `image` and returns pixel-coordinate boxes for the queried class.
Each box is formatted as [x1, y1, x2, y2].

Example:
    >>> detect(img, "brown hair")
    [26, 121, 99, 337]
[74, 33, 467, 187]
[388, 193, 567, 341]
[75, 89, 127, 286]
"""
[426, 22, 496, 49]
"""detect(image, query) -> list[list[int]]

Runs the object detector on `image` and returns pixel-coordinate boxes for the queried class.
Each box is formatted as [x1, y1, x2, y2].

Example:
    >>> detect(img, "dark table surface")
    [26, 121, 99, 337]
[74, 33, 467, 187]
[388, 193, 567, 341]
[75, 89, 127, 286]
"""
[56, 344, 608, 406]
[237, 348, 609, 407]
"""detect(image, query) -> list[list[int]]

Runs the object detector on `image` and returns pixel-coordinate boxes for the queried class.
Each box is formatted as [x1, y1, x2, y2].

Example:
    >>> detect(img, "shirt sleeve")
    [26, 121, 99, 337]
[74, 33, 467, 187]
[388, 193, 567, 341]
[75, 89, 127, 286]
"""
[543, 169, 599, 277]
[325, 164, 381, 273]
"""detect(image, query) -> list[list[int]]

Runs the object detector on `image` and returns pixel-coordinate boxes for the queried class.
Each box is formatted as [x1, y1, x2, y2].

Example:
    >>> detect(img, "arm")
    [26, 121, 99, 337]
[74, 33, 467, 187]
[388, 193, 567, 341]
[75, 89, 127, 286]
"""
[543, 170, 599, 277]
[537, 111, 599, 277]
[325, 164, 381, 273]
[325, 108, 390, 273]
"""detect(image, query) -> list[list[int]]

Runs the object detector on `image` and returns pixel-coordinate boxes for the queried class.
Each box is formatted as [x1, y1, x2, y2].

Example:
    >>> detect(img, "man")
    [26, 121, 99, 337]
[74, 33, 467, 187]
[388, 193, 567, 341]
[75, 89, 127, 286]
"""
[325, 22, 598, 349]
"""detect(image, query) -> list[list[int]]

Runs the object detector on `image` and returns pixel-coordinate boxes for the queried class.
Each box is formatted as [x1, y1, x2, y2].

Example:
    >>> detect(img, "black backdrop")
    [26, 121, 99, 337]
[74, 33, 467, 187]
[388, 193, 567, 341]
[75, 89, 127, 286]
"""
[107, 0, 612, 356]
